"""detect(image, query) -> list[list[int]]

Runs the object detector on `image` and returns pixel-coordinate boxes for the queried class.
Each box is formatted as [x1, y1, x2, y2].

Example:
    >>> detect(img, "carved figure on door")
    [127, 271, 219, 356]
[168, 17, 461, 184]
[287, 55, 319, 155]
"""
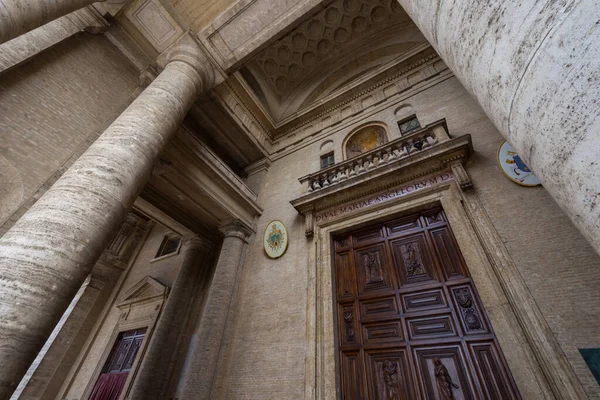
[433, 358, 459, 400]
[364, 252, 383, 283]
[382, 361, 403, 400]
[400, 243, 426, 276]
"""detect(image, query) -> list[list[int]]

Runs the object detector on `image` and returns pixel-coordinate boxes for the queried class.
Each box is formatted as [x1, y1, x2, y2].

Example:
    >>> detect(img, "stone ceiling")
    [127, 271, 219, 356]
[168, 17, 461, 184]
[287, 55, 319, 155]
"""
[244, 0, 416, 119]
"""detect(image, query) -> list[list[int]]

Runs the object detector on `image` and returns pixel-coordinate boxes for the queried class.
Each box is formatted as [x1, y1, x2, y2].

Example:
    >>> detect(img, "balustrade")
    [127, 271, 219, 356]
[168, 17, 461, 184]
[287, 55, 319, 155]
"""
[303, 120, 448, 194]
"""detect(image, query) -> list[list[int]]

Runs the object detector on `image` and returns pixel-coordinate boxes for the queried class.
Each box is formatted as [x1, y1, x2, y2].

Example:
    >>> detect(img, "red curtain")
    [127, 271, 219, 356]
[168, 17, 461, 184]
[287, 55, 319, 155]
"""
[89, 372, 129, 400]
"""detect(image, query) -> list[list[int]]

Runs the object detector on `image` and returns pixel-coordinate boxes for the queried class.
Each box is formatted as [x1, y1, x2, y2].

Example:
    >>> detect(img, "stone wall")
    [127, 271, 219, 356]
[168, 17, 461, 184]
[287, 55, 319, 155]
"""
[215, 76, 600, 398]
[0, 32, 140, 234]
[61, 223, 184, 399]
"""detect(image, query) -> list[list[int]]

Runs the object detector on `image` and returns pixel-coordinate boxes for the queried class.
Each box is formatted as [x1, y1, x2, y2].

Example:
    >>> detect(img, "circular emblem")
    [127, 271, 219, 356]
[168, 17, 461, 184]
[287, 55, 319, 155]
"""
[497, 140, 541, 186]
[263, 220, 288, 259]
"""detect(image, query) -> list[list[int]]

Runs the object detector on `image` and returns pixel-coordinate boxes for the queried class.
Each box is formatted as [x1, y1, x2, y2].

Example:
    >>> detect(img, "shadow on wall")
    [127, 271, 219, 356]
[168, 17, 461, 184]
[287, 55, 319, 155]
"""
[0, 155, 24, 225]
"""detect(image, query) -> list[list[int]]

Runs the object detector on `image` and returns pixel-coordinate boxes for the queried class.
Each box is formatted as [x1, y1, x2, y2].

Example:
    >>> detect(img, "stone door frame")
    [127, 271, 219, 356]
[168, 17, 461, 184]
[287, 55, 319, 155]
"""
[81, 277, 168, 400]
[304, 179, 581, 399]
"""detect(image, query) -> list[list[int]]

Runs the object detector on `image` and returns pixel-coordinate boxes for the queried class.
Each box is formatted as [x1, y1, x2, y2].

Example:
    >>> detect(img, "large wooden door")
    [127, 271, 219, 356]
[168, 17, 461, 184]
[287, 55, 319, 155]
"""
[334, 209, 520, 400]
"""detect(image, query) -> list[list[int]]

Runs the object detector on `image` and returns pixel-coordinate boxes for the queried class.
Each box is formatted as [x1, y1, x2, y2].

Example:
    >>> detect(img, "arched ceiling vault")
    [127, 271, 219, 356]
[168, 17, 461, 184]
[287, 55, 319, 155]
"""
[240, 0, 426, 121]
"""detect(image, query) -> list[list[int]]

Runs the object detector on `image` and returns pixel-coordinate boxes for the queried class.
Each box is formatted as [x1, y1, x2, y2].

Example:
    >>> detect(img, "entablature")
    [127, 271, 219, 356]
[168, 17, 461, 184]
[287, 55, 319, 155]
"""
[290, 120, 473, 236]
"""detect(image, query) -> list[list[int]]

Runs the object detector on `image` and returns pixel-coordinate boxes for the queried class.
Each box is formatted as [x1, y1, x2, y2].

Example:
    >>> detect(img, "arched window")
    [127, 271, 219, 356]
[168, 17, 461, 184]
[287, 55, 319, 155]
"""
[344, 124, 388, 159]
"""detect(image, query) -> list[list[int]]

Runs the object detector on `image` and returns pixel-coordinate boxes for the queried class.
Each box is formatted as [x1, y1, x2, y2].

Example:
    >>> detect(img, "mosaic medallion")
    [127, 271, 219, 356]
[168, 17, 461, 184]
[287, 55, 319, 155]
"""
[264, 220, 288, 258]
[497, 140, 541, 186]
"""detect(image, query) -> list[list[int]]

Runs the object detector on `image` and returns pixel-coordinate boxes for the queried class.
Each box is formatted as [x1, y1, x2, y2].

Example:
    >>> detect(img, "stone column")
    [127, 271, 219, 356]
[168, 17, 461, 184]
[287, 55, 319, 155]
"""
[128, 236, 212, 400]
[179, 221, 252, 400]
[0, 35, 215, 398]
[396, 0, 600, 255]
[0, 0, 101, 44]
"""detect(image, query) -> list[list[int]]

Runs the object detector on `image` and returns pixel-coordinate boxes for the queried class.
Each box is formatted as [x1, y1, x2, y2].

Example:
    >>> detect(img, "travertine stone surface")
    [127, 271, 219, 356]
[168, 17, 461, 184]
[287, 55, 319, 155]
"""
[0, 36, 214, 398]
[179, 222, 251, 400]
[396, 0, 600, 255]
[0, 0, 100, 44]
[128, 236, 212, 400]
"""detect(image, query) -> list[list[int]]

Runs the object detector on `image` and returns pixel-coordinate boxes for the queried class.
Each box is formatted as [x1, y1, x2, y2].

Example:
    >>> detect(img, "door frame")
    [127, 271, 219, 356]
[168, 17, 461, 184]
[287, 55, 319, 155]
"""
[304, 178, 576, 399]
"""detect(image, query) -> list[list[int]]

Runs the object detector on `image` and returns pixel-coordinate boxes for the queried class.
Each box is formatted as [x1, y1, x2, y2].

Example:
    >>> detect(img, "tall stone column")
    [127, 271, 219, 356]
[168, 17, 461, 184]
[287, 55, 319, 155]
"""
[0, 34, 215, 398]
[179, 221, 252, 400]
[0, 0, 101, 44]
[128, 235, 212, 400]
[396, 0, 600, 255]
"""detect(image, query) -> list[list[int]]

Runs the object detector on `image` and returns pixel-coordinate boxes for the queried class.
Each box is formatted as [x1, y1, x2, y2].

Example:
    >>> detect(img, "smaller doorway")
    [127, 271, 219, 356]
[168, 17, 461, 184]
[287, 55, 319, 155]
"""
[89, 328, 147, 400]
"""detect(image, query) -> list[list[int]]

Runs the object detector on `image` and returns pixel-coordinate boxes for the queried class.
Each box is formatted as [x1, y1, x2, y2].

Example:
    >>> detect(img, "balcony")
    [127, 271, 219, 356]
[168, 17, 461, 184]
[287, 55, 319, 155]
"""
[291, 119, 473, 236]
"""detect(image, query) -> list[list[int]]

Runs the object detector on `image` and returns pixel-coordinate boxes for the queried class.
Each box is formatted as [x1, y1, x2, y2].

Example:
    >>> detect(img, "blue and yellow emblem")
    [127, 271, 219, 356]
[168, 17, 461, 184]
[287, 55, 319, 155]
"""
[263, 220, 288, 258]
[497, 140, 541, 186]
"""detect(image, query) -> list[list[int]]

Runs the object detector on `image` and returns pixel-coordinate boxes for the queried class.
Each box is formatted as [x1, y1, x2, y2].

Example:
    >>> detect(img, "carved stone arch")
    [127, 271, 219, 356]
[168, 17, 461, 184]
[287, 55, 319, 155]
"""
[343, 122, 389, 160]
[320, 139, 334, 155]
[394, 103, 414, 120]
[0, 154, 24, 225]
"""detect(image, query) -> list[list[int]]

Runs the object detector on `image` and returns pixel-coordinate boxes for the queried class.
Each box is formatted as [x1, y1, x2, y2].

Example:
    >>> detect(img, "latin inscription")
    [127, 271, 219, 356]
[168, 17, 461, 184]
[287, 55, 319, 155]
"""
[315, 173, 453, 223]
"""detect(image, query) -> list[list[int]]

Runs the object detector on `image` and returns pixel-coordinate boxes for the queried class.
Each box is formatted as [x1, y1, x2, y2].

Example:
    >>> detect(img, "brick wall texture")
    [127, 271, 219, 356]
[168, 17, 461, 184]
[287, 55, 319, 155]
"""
[0, 32, 140, 235]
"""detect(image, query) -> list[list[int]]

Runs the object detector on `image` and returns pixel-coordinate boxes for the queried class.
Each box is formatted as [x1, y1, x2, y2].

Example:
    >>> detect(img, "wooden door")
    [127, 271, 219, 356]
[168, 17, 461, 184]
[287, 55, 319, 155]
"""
[334, 209, 520, 400]
[89, 328, 146, 400]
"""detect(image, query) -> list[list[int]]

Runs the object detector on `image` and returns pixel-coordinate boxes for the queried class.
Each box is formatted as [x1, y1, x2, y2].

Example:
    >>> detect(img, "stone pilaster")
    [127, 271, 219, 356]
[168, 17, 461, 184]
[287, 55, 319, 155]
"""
[0, 34, 215, 399]
[0, 0, 101, 44]
[128, 236, 212, 400]
[179, 221, 252, 400]
[396, 0, 600, 258]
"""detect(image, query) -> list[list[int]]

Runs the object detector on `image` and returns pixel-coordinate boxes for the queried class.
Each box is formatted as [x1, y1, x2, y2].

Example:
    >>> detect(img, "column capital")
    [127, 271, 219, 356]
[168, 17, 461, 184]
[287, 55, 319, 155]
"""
[158, 32, 224, 95]
[219, 220, 253, 242]
[181, 235, 213, 254]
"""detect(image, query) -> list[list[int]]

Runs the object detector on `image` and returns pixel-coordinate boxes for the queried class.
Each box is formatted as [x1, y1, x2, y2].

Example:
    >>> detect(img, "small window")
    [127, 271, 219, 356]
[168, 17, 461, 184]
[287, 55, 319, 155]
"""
[398, 115, 421, 135]
[580, 348, 600, 385]
[155, 236, 181, 258]
[320, 152, 335, 169]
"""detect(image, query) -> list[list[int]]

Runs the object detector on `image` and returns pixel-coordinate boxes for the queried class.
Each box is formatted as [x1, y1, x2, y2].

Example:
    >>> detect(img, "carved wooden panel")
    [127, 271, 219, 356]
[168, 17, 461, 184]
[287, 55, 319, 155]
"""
[391, 233, 439, 286]
[355, 244, 394, 294]
[414, 345, 476, 400]
[336, 252, 356, 299]
[360, 296, 400, 320]
[361, 320, 404, 345]
[354, 225, 385, 244]
[402, 289, 446, 312]
[450, 285, 488, 335]
[365, 349, 416, 400]
[468, 342, 520, 399]
[339, 303, 358, 346]
[424, 209, 446, 226]
[431, 226, 467, 279]
[386, 214, 422, 236]
[341, 350, 364, 400]
[407, 314, 457, 340]
[334, 209, 520, 400]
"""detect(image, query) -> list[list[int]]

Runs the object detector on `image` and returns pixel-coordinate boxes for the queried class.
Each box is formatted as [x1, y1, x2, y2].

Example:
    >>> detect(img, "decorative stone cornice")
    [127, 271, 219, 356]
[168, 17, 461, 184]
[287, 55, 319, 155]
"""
[243, 158, 272, 177]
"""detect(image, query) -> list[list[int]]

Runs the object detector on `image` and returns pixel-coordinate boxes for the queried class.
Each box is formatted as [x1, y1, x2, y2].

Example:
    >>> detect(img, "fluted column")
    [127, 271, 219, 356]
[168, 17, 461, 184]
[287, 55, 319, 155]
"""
[396, 0, 600, 255]
[0, 0, 100, 44]
[0, 35, 215, 398]
[128, 236, 212, 400]
[180, 221, 252, 400]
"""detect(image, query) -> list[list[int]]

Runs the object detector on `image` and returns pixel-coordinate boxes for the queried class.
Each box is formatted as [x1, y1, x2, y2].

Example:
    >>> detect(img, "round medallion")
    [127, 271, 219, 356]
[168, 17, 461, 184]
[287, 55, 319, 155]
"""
[497, 140, 541, 186]
[263, 220, 288, 259]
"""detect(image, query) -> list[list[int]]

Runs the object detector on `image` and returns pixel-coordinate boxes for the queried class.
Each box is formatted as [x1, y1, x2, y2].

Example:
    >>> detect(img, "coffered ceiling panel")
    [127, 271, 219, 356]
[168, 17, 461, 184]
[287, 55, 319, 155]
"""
[241, 0, 425, 120]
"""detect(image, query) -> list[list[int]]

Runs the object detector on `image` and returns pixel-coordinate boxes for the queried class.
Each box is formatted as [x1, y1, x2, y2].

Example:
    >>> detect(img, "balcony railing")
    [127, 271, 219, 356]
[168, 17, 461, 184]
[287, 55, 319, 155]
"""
[299, 119, 452, 194]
